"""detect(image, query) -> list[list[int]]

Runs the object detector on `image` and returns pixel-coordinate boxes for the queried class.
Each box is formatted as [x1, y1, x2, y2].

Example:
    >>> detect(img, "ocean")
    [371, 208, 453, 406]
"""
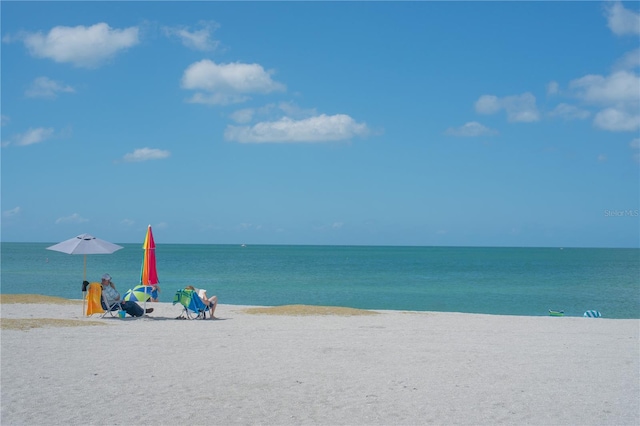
[1, 243, 638, 318]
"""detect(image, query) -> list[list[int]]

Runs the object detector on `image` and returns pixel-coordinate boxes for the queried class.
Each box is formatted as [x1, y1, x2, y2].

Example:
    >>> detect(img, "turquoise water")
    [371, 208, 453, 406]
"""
[1, 243, 638, 318]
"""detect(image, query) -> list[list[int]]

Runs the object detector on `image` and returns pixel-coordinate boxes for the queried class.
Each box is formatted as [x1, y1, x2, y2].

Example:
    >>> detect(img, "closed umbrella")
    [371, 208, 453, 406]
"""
[139, 225, 159, 313]
[47, 233, 123, 314]
[141, 225, 159, 286]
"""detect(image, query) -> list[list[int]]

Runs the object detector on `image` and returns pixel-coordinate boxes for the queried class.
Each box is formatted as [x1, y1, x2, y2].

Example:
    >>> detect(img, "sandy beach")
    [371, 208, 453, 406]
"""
[1, 296, 638, 425]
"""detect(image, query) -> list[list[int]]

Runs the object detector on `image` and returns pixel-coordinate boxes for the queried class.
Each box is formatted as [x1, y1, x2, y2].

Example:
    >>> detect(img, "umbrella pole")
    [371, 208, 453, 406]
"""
[82, 255, 87, 315]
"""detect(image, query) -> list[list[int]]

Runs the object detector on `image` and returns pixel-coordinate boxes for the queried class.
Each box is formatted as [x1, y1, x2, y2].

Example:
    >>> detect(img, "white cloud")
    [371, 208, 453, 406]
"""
[475, 95, 501, 115]
[26, 76, 75, 99]
[597, 154, 607, 163]
[1, 115, 9, 126]
[613, 48, 640, 71]
[567, 70, 640, 132]
[605, 1, 640, 36]
[569, 71, 639, 106]
[9, 127, 55, 146]
[548, 103, 591, 120]
[547, 81, 559, 95]
[224, 114, 369, 143]
[181, 60, 285, 105]
[120, 219, 135, 226]
[230, 102, 318, 125]
[445, 121, 497, 137]
[229, 108, 255, 124]
[475, 92, 540, 122]
[163, 21, 219, 51]
[55, 213, 89, 224]
[3, 207, 21, 217]
[593, 108, 640, 132]
[123, 147, 171, 162]
[500, 93, 540, 122]
[7, 23, 139, 68]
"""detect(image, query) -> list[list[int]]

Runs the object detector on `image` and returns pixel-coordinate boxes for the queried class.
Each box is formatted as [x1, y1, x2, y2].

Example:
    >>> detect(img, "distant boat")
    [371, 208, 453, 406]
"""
[241, 244, 246, 248]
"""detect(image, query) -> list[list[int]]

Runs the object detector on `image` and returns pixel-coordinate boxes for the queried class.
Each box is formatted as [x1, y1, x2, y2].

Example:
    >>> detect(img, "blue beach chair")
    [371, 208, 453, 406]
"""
[173, 288, 210, 320]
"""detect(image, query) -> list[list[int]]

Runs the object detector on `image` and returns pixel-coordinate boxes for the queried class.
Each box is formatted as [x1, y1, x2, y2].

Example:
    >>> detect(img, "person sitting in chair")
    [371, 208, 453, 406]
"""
[101, 273, 153, 317]
[185, 285, 218, 319]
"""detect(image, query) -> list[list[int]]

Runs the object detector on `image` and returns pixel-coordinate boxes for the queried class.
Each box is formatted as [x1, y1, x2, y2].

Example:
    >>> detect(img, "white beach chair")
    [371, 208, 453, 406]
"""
[100, 288, 124, 318]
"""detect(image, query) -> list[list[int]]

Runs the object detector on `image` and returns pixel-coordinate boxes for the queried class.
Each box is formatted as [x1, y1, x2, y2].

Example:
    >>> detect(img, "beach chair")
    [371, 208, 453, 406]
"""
[173, 288, 209, 320]
[86, 282, 122, 317]
[100, 286, 124, 318]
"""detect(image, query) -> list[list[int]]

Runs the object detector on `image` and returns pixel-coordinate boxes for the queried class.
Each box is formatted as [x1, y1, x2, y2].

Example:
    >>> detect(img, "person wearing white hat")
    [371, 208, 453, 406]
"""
[100, 273, 153, 317]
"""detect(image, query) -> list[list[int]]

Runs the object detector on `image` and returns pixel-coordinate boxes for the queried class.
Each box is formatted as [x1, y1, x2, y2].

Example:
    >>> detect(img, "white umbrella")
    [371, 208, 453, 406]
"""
[47, 234, 124, 314]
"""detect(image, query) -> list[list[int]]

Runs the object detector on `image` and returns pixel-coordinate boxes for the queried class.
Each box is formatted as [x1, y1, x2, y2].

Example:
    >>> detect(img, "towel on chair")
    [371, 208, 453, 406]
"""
[86, 283, 105, 316]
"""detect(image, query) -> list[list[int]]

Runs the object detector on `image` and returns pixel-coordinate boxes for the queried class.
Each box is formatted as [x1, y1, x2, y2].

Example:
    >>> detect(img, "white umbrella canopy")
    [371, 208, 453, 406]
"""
[47, 234, 124, 314]
[47, 233, 123, 256]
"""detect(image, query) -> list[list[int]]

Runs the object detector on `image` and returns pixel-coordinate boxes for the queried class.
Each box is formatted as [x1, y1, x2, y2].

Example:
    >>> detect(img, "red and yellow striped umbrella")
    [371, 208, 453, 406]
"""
[141, 225, 159, 286]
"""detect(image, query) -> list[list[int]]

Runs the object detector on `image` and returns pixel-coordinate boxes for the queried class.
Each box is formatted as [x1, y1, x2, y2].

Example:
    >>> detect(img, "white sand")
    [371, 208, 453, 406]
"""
[1, 301, 638, 425]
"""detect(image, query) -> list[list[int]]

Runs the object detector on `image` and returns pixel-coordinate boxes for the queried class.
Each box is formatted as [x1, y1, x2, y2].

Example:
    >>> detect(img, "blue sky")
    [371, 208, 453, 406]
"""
[1, 1, 639, 247]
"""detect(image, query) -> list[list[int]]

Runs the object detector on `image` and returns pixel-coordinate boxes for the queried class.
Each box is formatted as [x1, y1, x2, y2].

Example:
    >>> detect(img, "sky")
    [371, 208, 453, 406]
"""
[1, 1, 639, 248]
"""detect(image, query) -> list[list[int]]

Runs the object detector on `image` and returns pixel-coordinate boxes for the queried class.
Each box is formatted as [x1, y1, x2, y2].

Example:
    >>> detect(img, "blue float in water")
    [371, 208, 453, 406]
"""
[584, 310, 601, 318]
